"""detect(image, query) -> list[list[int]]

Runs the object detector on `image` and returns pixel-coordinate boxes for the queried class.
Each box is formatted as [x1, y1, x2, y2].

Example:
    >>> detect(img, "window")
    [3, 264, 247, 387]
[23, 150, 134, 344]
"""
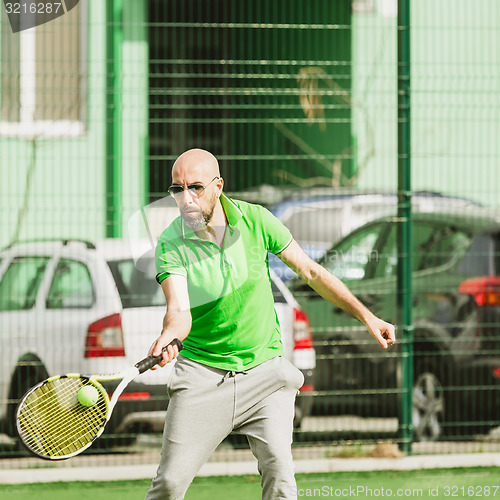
[322, 223, 383, 281]
[0, 256, 50, 310]
[372, 225, 398, 279]
[107, 258, 164, 308]
[46, 259, 94, 308]
[418, 226, 469, 271]
[456, 234, 497, 277]
[373, 222, 471, 279]
[0, 2, 86, 137]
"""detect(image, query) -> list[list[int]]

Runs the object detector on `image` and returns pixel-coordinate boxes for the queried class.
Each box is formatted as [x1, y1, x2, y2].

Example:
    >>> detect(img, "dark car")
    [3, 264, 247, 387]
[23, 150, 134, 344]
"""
[266, 190, 479, 282]
[289, 206, 500, 441]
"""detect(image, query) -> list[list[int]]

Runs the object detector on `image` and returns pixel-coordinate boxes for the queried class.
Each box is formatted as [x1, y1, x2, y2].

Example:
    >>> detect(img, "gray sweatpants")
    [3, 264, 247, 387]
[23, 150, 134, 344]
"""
[145, 355, 304, 500]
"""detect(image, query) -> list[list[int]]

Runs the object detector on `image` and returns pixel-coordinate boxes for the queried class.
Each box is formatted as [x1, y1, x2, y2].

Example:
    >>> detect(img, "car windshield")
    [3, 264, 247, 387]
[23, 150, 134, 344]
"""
[279, 205, 345, 249]
[321, 223, 383, 281]
[107, 258, 164, 308]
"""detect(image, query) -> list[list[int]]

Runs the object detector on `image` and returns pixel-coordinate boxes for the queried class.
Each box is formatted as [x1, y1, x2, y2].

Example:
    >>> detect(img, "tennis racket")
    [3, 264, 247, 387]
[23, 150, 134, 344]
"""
[16, 338, 183, 460]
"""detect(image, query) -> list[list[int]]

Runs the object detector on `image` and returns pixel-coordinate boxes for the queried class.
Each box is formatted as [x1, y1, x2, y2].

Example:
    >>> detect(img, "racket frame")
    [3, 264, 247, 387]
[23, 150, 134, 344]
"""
[16, 374, 111, 459]
[15, 339, 182, 460]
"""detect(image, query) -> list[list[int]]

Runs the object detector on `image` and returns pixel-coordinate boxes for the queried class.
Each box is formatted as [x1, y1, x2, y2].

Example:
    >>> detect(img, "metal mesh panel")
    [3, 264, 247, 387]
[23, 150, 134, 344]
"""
[148, 0, 353, 199]
[0, 0, 499, 474]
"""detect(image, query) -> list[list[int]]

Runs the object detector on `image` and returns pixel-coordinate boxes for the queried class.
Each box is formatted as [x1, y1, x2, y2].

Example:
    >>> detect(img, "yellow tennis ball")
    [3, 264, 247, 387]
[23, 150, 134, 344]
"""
[78, 385, 99, 407]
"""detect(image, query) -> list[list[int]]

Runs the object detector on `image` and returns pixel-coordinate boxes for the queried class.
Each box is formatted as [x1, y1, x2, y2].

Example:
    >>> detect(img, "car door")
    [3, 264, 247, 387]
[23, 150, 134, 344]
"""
[0, 254, 53, 420]
[291, 221, 390, 412]
[409, 222, 474, 360]
[106, 256, 172, 385]
[371, 219, 472, 349]
[352, 220, 472, 415]
[42, 256, 98, 375]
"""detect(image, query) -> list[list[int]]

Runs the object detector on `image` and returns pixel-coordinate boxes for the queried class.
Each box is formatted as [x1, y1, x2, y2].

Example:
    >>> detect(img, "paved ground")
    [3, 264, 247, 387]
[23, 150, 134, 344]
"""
[1, 437, 500, 484]
[2, 452, 500, 485]
[1, 418, 499, 484]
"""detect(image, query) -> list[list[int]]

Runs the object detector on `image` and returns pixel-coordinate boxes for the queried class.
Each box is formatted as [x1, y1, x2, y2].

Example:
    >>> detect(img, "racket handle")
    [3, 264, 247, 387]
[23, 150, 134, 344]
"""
[135, 338, 184, 374]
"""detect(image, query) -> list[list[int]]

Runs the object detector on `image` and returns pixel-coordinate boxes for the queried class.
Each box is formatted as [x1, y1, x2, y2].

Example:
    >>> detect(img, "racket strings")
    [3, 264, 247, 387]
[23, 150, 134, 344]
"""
[21, 393, 98, 453]
[18, 380, 91, 455]
[17, 377, 108, 458]
[19, 379, 106, 456]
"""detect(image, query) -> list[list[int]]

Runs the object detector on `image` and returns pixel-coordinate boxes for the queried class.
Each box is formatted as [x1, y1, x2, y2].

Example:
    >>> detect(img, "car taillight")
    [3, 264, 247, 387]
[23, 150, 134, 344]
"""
[293, 308, 313, 350]
[85, 313, 125, 358]
[109, 392, 151, 401]
[458, 276, 500, 306]
[493, 368, 500, 379]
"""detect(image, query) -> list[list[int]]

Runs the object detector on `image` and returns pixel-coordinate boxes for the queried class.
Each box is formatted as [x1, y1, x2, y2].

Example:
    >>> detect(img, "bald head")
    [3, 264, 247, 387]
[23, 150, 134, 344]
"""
[172, 148, 220, 183]
[169, 149, 224, 230]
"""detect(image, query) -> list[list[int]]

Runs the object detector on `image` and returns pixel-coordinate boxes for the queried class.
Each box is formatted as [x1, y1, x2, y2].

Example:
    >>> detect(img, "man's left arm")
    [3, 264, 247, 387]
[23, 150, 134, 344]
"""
[278, 239, 396, 349]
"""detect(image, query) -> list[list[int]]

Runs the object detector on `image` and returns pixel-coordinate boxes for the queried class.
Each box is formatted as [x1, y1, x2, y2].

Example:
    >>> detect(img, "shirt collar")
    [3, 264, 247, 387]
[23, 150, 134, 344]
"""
[180, 193, 243, 239]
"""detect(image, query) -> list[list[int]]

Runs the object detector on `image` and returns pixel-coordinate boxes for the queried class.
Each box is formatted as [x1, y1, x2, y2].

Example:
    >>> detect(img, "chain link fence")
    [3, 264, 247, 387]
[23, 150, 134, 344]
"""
[1, 0, 499, 468]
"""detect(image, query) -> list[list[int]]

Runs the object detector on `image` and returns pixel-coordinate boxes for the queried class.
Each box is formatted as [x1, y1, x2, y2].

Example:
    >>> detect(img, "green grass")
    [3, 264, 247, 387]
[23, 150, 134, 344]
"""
[2, 467, 499, 499]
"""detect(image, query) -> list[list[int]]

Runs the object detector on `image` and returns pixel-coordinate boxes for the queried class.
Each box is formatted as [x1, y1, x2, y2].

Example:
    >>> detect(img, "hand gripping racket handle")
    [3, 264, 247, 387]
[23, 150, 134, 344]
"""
[135, 338, 183, 374]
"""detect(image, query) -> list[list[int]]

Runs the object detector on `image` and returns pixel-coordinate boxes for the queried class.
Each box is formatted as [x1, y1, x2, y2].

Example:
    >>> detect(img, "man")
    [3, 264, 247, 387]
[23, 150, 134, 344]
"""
[145, 148, 395, 499]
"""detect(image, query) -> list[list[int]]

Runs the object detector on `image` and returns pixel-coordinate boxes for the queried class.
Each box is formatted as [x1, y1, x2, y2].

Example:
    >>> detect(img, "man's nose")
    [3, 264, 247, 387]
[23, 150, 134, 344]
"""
[177, 188, 196, 205]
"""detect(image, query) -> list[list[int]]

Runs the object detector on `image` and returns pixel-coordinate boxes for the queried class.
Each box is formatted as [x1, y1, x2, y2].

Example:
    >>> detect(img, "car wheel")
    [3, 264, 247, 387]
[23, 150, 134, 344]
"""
[6, 361, 48, 438]
[91, 432, 137, 451]
[412, 361, 445, 442]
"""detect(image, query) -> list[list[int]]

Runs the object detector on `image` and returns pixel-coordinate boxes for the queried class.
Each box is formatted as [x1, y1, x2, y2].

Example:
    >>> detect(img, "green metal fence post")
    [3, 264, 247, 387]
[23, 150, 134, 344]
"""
[106, 0, 123, 238]
[397, 0, 413, 454]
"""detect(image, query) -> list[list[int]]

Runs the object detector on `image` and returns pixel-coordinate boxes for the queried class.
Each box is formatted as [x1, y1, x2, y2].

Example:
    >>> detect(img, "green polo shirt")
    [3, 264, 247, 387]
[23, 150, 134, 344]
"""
[155, 194, 293, 371]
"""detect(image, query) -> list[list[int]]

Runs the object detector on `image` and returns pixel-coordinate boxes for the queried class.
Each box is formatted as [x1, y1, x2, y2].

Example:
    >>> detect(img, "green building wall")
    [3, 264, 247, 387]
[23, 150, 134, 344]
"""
[352, 0, 500, 207]
[0, 0, 149, 248]
[2, 0, 498, 252]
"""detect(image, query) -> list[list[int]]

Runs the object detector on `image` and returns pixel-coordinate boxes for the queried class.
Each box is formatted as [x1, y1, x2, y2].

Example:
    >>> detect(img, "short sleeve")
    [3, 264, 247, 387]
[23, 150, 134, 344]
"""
[155, 239, 187, 284]
[258, 206, 293, 255]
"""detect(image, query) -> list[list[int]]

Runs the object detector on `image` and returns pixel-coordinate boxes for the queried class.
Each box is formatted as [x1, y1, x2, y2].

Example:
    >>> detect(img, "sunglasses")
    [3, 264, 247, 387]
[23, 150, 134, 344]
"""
[168, 176, 219, 198]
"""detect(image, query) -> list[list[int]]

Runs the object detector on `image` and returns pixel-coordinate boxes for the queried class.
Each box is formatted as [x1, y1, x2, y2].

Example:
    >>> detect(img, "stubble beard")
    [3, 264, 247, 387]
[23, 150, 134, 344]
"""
[181, 195, 216, 230]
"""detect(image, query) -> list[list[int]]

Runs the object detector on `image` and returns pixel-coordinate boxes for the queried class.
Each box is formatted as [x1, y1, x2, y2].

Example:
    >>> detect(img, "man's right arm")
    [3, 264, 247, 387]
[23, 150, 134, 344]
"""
[148, 274, 192, 368]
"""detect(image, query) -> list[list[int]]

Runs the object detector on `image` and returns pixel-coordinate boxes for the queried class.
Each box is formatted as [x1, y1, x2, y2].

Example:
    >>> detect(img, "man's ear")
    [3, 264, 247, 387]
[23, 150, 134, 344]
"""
[216, 177, 224, 196]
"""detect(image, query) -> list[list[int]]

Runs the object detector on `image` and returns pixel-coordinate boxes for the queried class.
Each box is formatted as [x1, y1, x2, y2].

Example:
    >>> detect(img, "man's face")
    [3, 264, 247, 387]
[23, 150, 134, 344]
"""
[170, 171, 219, 229]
